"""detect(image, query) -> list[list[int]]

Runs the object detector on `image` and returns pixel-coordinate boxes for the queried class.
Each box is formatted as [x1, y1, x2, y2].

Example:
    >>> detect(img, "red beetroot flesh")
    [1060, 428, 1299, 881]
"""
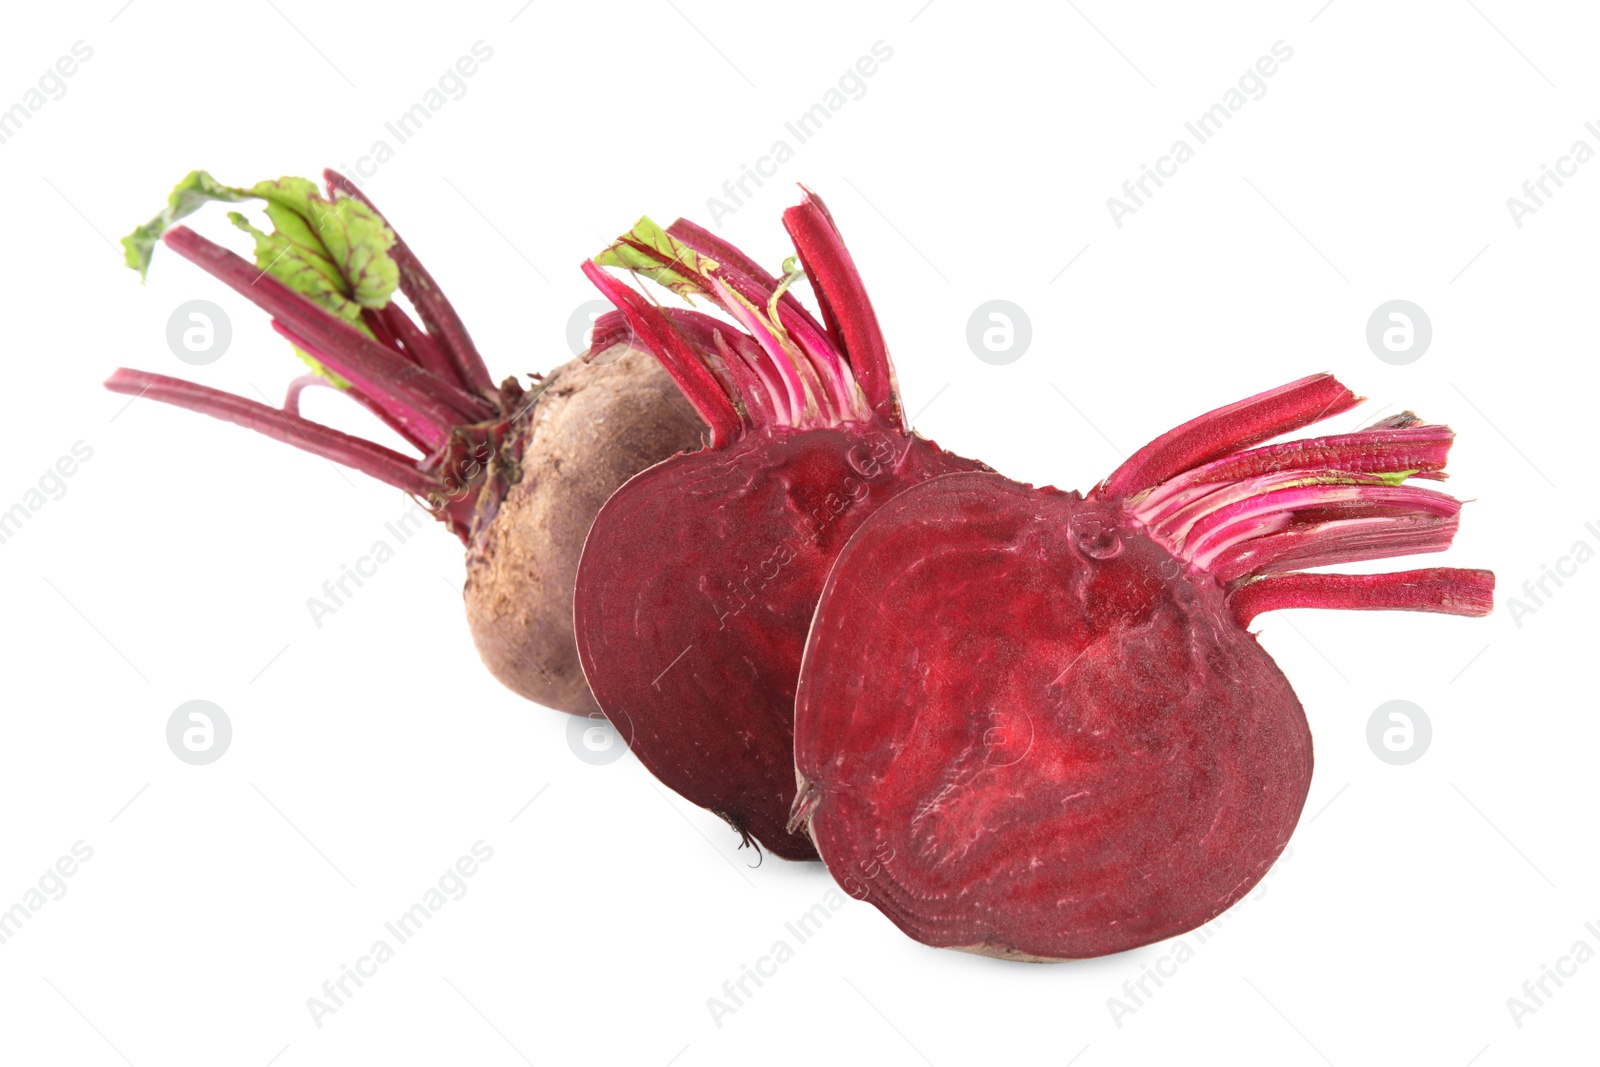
[575, 190, 986, 858]
[793, 473, 1311, 955]
[791, 375, 1493, 958]
[575, 425, 981, 859]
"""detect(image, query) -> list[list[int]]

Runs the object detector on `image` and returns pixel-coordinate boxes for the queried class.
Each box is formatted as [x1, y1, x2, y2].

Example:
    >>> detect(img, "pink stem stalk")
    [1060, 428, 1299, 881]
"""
[708, 275, 817, 424]
[709, 329, 781, 425]
[271, 321, 453, 452]
[581, 261, 741, 447]
[585, 309, 635, 357]
[657, 309, 784, 426]
[161, 227, 494, 432]
[376, 302, 457, 385]
[667, 218, 830, 339]
[1209, 514, 1463, 584]
[280, 346, 436, 454]
[1152, 469, 1398, 547]
[781, 188, 899, 423]
[1230, 568, 1495, 626]
[1185, 481, 1461, 565]
[323, 169, 495, 397]
[778, 302, 865, 422]
[1101, 373, 1362, 500]
[360, 306, 410, 363]
[105, 369, 438, 495]
[284, 374, 328, 415]
[1134, 422, 1454, 523]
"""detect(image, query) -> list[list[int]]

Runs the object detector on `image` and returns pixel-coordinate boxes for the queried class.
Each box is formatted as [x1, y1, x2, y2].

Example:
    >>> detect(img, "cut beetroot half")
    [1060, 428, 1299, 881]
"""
[574, 192, 986, 860]
[791, 374, 1493, 957]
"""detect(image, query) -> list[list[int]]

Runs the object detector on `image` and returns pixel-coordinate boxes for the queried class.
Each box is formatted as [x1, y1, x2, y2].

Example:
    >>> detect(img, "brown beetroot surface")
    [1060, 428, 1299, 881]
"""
[466, 347, 704, 714]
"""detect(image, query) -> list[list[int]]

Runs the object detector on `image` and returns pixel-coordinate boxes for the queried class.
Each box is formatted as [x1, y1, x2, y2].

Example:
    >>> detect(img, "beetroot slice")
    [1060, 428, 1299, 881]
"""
[791, 376, 1494, 957]
[574, 193, 985, 860]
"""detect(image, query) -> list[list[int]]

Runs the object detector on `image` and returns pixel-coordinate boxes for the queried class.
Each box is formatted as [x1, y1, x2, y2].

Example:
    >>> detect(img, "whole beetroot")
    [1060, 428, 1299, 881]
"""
[107, 170, 702, 714]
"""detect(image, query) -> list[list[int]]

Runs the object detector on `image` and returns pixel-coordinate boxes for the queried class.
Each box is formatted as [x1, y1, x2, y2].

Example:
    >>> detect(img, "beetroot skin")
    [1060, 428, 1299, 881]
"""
[574, 193, 986, 859]
[790, 374, 1494, 959]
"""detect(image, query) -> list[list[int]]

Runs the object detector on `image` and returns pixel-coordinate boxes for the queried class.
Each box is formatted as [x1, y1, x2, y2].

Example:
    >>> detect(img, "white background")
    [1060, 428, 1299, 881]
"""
[1, 2, 1594, 1064]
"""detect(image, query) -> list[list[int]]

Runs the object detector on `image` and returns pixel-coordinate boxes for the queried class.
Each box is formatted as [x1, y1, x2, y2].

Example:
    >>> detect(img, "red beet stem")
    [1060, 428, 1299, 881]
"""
[360, 305, 409, 364]
[710, 321, 787, 426]
[323, 169, 495, 398]
[1110, 374, 1494, 624]
[772, 293, 865, 423]
[272, 322, 442, 453]
[659, 308, 786, 426]
[702, 273, 826, 423]
[283, 372, 429, 456]
[1183, 479, 1462, 565]
[1102, 373, 1362, 500]
[1230, 567, 1495, 626]
[269, 319, 455, 451]
[580, 260, 741, 447]
[597, 217, 861, 427]
[162, 227, 493, 434]
[781, 187, 899, 423]
[589, 307, 787, 425]
[585, 309, 635, 357]
[588, 297, 788, 425]
[1134, 421, 1455, 525]
[667, 218, 829, 340]
[664, 218, 861, 415]
[1210, 514, 1463, 584]
[375, 301, 458, 385]
[283, 374, 326, 415]
[105, 368, 439, 495]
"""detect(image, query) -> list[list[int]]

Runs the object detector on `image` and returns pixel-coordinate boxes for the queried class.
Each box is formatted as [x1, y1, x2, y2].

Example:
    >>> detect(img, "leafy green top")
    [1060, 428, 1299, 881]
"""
[123, 171, 401, 381]
[593, 217, 709, 302]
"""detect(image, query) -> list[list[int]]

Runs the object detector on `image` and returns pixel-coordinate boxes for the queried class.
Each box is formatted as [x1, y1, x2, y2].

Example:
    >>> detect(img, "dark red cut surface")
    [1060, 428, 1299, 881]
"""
[792, 471, 1312, 956]
[574, 423, 984, 860]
